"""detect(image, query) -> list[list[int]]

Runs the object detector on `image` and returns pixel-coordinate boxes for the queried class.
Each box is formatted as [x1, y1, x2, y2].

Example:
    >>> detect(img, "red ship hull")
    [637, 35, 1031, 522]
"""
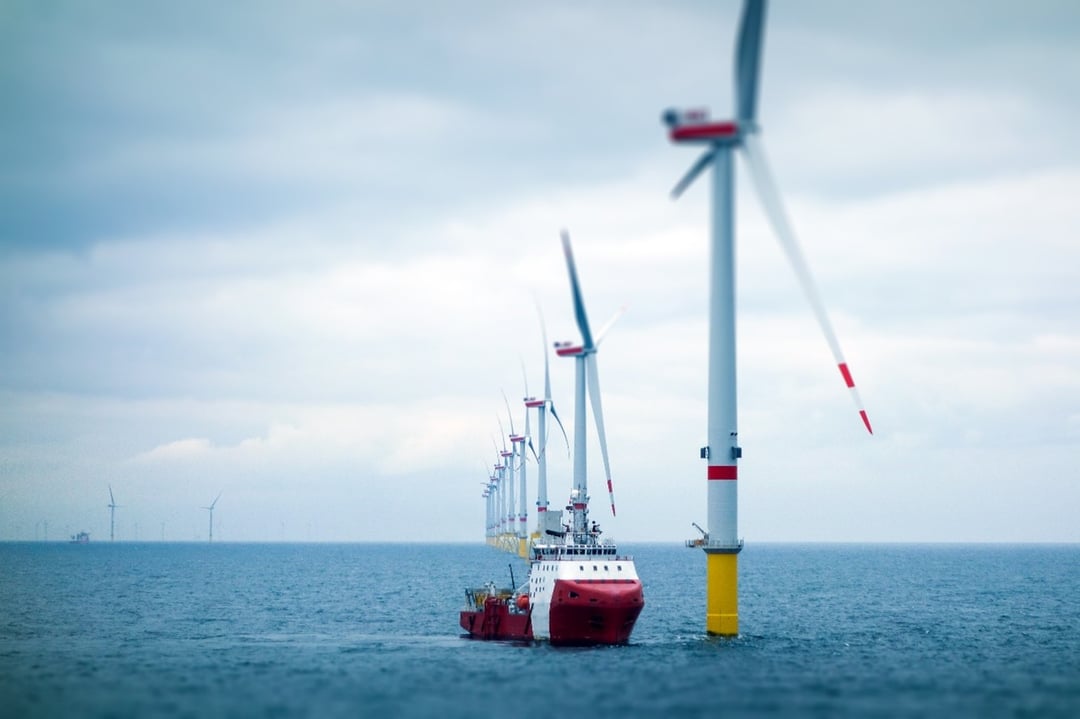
[547, 579, 644, 646]
[459, 596, 531, 641]
[459, 579, 644, 645]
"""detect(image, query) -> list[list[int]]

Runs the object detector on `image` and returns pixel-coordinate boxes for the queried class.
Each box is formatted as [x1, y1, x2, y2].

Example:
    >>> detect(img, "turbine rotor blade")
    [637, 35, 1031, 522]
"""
[740, 133, 873, 433]
[560, 230, 594, 350]
[585, 354, 617, 517]
[735, 0, 768, 124]
[594, 305, 627, 347]
[671, 148, 717, 200]
[501, 389, 516, 436]
[548, 402, 571, 458]
[537, 305, 552, 401]
[523, 396, 531, 437]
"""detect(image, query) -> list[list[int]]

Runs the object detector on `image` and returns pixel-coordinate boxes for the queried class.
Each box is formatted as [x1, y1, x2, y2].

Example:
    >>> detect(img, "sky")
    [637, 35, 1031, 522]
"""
[2, 0, 1079, 544]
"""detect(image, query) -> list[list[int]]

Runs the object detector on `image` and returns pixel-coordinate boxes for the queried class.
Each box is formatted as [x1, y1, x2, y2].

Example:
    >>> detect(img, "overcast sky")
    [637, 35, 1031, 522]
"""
[2, 0, 1078, 543]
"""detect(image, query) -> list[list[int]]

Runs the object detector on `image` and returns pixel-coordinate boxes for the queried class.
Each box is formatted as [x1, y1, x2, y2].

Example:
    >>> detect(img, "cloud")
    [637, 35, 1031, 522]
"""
[132, 437, 212, 463]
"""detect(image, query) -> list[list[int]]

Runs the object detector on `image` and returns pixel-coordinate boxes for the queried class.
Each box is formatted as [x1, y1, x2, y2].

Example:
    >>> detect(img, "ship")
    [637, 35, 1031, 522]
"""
[460, 522, 644, 645]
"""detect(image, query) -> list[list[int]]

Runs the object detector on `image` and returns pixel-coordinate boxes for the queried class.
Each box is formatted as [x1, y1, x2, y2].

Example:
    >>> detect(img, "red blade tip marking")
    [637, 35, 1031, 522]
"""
[859, 410, 873, 434]
[838, 363, 855, 388]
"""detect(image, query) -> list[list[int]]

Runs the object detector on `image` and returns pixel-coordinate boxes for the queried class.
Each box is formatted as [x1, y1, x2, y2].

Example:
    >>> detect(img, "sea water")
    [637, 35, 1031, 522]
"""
[1, 542, 1077, 718]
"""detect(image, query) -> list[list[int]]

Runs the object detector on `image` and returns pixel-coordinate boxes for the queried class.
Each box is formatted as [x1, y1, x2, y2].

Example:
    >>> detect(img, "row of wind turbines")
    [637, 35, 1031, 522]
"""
[482, 230, 620, 560]
[481, 0, 872, 637]
[98, 485, 222, 542]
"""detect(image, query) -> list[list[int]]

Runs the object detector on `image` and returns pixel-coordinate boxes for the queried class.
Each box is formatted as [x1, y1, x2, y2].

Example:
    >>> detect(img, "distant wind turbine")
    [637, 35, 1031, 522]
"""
[502, 389, 528, 550]
[107, 485, 120, 542]
[202, 492, 222, 543]
[496, 416, 515, 550]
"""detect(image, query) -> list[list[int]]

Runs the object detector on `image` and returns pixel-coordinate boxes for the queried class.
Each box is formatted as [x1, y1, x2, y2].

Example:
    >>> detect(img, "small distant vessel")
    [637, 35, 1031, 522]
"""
[69, 531, 90, 544]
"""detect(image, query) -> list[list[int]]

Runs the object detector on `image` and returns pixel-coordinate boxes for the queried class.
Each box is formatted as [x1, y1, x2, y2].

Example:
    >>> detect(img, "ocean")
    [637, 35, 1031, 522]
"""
[1, 542, 1077, 718]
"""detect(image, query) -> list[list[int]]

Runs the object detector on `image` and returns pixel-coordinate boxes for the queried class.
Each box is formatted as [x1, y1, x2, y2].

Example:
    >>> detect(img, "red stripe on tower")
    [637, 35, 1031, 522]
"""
[707, 465, 738, 480]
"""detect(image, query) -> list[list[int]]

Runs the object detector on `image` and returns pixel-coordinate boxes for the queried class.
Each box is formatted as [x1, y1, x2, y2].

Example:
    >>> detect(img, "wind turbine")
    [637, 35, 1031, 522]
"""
[526, 309, 571, 540]
[502, 390, 528, 553]
[493, 463, 504, 542]
[202, 492, 222, 543]
[554, 231, 620, 540]
[496, 418, 516, 553]
[480, 477, 492, 540]
[663, 0, 872, 637]
[489, 464, 501, 542]
[107, 485, 120, 542]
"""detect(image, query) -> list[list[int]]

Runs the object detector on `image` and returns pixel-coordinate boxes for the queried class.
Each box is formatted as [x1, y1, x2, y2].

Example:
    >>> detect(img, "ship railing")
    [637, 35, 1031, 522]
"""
[530, 545, 633, 562]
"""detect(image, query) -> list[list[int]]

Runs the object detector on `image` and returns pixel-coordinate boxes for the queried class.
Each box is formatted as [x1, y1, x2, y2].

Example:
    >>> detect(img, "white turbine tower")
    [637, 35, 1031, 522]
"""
[202, 492, 222, 543]
[663, 0, 872, 637]
[107, 485, 120, 542]
[554, 231, 621, 540]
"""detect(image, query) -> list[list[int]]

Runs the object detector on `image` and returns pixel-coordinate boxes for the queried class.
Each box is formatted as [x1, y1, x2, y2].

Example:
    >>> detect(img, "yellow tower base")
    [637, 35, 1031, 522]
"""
[706, 551, 739, 636]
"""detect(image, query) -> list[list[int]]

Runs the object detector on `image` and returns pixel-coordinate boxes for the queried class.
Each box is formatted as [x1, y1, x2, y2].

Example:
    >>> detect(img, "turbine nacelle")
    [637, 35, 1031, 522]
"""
[524, 398, 545, 408]
[554, 341, 585, 357]
[663, 107, 741, 144]
[509, 435, 525, 444]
